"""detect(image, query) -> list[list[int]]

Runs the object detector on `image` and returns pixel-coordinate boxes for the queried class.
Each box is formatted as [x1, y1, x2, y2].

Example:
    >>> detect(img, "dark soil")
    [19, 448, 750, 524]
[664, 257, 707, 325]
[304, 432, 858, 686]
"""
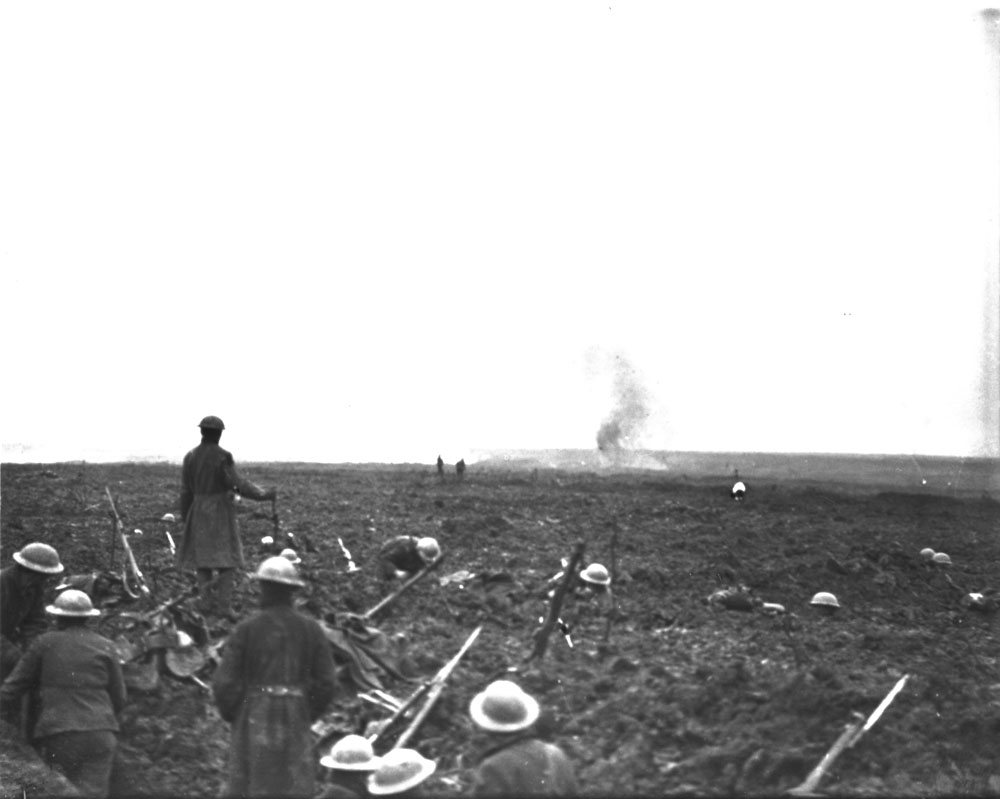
[2, 461, 999, 797]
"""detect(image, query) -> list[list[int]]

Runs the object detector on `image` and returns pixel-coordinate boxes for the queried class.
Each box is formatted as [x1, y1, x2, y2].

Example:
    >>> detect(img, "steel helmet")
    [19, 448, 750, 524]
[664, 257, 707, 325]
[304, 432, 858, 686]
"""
[161, 513, 176, 523]
[320, 734, 382, 771]
[198, 415, 226, 430]
[367, 748, 437, 796]
[932, 552, 952, 566]
[47, 589, 100, 617]
[919, 547, 936, 561]
[579, 563, 611, 586]
[252, 556, 306, 587]
[280, 548, 302, 565]
[416, 537, 440, 562]
[469, 680, 541, 733]
[809, 591, 841, 608]
[13, 542, 65, 574]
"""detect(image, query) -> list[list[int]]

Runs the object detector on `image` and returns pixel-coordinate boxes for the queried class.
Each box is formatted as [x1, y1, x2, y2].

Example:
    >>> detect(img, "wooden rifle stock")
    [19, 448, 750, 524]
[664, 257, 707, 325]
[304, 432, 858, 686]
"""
[393, 625, 483, 749]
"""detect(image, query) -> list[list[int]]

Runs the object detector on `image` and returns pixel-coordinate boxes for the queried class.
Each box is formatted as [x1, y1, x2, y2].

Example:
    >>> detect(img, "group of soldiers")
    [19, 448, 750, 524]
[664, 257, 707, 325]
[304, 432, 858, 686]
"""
[0, 417, 595, 797]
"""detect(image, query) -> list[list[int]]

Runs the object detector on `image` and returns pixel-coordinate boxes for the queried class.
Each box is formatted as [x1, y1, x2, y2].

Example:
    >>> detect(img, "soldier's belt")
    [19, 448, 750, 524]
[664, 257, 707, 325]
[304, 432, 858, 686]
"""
[253, 684, 304, 697]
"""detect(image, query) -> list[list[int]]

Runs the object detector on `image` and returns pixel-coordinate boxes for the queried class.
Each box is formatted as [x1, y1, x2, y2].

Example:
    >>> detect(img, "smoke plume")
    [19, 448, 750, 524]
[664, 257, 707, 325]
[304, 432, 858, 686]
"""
[595, 354, 651, 452]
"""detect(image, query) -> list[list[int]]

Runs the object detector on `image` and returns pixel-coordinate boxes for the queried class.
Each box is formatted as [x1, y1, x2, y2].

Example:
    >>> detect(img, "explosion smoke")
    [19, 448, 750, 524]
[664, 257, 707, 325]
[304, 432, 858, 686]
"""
[595, 354, 651, 452]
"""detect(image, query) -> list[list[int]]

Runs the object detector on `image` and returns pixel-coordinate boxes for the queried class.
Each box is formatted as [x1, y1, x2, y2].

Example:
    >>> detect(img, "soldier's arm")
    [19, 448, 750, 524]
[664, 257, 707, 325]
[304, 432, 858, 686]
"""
[0, 639, 42, 718]
[211, 628, 247, 723]
[222, 455, 275, 502]
[307, 623, 338, 721]
[107, 652, 127, 715]
[180, 456, 194, 520]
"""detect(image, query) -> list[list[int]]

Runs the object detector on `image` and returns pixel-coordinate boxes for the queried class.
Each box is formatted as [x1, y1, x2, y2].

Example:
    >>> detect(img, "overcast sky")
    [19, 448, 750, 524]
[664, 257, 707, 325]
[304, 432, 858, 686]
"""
[2, 2, 998, 464]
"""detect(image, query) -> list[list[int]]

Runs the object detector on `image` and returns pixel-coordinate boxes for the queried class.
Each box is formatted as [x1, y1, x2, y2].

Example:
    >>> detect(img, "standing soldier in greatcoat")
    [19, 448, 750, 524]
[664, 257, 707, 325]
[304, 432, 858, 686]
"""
[177, 415, 278, 620]
[212, 556, 337, 798]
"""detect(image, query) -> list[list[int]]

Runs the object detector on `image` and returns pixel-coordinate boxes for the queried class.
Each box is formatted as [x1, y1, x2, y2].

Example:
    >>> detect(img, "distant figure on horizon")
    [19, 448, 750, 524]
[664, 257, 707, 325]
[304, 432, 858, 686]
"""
[731, 470, 747, 501]
[437, 455, 444, 480]
[456, 459, 466, 481]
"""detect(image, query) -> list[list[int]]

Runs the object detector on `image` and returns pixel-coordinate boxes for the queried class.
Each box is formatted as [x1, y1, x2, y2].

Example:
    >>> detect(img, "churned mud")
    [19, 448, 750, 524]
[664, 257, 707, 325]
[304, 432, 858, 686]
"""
[2, 461, 999, 797]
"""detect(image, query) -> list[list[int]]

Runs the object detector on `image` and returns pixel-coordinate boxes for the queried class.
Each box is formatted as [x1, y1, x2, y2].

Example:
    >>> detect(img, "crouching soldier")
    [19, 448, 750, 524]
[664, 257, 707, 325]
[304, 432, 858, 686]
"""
[468, 680, 578, 797]
[212, 556, 337, 798]
[0, 589, 126, 798]
[376, 536, 440, 581]
[1, 543, 64, 681]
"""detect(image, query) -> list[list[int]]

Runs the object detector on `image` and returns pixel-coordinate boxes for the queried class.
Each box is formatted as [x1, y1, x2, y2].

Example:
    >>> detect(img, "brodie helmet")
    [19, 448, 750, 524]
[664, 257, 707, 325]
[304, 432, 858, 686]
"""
[14, 542, 65, 575]
[252, 556, 306, 587]
[468, 680, 541, 733]
[46, 589, 100, 617]
[809, 591, 841, 609]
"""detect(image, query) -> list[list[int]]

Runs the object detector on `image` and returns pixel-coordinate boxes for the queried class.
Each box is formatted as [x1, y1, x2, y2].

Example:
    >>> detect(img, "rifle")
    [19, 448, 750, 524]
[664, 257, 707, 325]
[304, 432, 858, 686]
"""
[106, 487, 151, 599]
[393, 625, 483, 749]
[361, 556, 445, 621]
[528, 543, 585, 662]
[787, 674, 909, 796]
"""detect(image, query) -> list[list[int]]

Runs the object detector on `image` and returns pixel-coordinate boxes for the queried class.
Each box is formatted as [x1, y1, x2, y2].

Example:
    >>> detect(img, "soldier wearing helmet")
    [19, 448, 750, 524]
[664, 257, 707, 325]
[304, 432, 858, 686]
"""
[177, 415, 279, 621]
[318, 733, 383, 798]
[0, 589, 126, 797]
[212, 557, 337, 798]
[467, 680, 578, 797]
[1, 542, 64, 681]
[376, 536, 441, 581]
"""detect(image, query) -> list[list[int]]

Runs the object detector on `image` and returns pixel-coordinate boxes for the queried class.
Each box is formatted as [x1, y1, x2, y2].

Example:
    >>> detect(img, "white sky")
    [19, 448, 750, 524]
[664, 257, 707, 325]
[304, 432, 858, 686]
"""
[2, 1, 998, 464]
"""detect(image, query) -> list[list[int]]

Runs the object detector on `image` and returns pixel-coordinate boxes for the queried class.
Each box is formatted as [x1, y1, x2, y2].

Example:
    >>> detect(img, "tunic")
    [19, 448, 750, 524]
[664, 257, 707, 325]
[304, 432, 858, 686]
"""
[471, 735, 578, 797]
[212, 602, 338, 798]
[0, 625, 126, 739]
[0, 565, 49, 678]
[177, 441, 269, 571]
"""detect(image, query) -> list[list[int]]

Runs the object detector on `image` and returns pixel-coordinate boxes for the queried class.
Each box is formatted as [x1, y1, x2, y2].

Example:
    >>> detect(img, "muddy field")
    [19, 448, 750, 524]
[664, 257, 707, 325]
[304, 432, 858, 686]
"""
[2, 460, 999, 797]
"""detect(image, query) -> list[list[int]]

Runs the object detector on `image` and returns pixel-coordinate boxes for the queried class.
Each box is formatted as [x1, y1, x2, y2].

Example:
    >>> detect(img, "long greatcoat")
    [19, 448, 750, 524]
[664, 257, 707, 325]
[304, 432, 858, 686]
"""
[212, 601, 337, 798]
[176, 441, 269, 571]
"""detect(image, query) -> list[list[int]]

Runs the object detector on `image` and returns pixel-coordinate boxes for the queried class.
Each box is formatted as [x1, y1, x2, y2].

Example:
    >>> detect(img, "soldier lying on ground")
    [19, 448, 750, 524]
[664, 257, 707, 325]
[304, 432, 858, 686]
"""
[376, 536, 440, 581]
[467, 680, 578, 797]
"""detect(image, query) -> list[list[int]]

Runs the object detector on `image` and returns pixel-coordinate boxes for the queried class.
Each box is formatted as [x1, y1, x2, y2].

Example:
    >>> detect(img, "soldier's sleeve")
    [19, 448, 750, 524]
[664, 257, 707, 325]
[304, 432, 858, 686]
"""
[106, 649, 127, 715]
[180, 454, 194, 521]
[0, 638, 42, 719]
[18, 590, 50, 646]
[306, 620, 337, 721]
[470, 759, 513, 798]
[212, 626, 247, 723]
[222, 453, 270, 502]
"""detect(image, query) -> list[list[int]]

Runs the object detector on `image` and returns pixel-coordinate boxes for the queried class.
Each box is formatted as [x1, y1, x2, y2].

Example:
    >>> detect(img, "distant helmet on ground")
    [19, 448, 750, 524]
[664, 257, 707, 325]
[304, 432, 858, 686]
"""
[280, 548, 302, 565]
[367, 748, 437, 796]
[579, 563, 611, 586]
[161, 513, 176, 523]
[732, 481, 746, 493]
[932, 552, 953, 566]
[252, 556, 306, 587]
[416, 537, 440, 562]
[198, 415, 225, 430]
[469, 680, 541, 733]
[13, 542, 65, 575]
[810, 591, 841, 609]
[320, 734, 382, 771]
[47, 588, 100, 617]
[919, 547, 936, 561]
